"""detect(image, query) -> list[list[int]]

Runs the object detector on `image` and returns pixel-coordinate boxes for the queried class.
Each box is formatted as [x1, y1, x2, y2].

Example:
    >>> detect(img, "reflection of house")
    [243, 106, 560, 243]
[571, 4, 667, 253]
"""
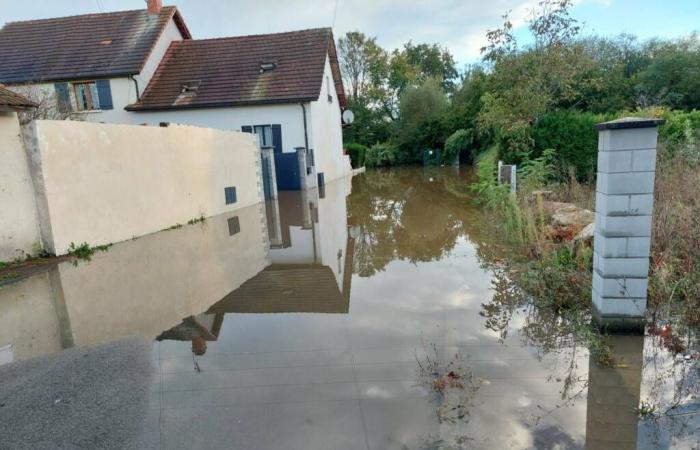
[156, 312, 224, 356]
[209, 265, 348, 314]
[0, 205, 268, 364]
[211, 178, 355, 315]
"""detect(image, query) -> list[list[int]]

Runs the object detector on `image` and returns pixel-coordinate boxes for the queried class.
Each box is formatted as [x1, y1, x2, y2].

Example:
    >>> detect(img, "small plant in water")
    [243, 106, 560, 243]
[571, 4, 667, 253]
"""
[415, 340, 480, 425]
[638, 401, 657, 419]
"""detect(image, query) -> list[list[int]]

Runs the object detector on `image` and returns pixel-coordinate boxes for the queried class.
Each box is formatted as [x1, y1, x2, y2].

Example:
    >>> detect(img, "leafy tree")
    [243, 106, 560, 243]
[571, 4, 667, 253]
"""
[337, 31, 388, 102]
[636, 34, 700, 110]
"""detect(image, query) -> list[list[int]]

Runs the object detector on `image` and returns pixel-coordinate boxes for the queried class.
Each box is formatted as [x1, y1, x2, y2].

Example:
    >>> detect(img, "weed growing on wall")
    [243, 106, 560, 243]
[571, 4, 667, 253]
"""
[66, 242, 112, 263]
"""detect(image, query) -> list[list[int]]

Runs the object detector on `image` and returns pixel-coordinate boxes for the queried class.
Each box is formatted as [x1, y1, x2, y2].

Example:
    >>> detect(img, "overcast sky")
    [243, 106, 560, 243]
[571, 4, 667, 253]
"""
[1, 0, 698, 67]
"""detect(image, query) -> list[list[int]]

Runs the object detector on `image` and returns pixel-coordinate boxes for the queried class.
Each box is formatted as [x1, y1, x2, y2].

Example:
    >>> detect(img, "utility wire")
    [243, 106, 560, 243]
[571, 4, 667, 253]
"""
[95, 0, 105, 13]
[332, 0, 340, 29]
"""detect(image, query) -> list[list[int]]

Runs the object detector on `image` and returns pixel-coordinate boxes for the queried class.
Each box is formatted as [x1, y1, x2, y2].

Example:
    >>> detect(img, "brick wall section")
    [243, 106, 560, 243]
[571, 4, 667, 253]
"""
[592, 118, 664, 330]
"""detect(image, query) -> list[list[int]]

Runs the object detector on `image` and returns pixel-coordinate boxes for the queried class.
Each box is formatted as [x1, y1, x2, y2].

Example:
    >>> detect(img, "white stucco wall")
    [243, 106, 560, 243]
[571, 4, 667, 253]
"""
[133, 103, 309, 154]
[308, 56, 351, 183]
[0, 112, 42, 261]
[24, 120, 262, 255]
[135, 19, 184, 92]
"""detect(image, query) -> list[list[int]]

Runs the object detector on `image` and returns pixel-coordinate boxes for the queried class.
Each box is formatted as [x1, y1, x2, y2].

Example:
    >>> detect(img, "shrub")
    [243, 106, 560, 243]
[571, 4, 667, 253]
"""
[365, 142, 399, 167]
[443, 129, 473, 164]
[345, 143, 368, 168]
[531, 110, 608, 181]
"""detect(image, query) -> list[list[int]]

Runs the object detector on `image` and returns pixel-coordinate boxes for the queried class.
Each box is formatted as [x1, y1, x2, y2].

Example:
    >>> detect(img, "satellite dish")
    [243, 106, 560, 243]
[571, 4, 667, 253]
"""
[342, 109, 355, 125]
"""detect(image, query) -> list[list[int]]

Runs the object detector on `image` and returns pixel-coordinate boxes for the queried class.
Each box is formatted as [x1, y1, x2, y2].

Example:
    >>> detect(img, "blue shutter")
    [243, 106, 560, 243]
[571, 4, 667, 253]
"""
[95, 79, 113, 110]
[271, 124, 282, 154]
[54, 83, 71, 113]
[241, 126, 253, 133]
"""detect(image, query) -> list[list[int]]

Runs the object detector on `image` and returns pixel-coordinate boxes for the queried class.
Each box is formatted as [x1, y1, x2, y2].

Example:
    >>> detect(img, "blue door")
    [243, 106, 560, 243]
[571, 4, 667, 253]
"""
[274, 153, 301, 191]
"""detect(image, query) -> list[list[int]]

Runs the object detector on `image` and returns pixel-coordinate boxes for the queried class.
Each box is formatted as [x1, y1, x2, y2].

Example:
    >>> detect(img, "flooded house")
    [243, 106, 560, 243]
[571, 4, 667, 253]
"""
[0, 0, 351, 190]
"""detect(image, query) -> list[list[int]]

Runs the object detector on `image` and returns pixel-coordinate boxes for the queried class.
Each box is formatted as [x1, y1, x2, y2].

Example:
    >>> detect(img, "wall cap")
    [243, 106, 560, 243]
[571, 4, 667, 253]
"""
[595, 117, 665, 131]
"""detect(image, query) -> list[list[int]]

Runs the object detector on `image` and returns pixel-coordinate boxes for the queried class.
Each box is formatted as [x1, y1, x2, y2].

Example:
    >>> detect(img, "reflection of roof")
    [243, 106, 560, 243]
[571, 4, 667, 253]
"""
[156, 314, 223, 342]
[0, 7, 191, 83]
[208, 265, 347, 314]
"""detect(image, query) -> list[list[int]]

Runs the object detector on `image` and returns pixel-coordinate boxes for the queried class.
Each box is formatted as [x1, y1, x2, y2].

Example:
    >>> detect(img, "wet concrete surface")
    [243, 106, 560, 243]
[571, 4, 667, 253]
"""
[0, 337, 154, 450]
[0, 168, 697, 449]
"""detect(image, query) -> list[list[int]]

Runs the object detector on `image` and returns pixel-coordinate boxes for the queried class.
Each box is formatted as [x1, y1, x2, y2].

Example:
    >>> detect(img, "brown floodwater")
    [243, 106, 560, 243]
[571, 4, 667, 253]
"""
[0, 167, 697, 449]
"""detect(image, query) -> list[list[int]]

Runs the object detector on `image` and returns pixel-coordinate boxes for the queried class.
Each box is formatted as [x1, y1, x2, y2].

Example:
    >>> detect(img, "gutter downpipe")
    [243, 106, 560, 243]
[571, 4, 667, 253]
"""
[300, 103, 309, 151]
[129, 75, 140, 100]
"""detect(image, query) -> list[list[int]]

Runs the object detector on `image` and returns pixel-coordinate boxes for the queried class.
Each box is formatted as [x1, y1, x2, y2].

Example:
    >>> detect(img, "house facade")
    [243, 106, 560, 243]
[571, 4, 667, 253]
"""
[126, 27, 350, 185]
[0, 1, 190, 124]
[0, 0, 351, 186]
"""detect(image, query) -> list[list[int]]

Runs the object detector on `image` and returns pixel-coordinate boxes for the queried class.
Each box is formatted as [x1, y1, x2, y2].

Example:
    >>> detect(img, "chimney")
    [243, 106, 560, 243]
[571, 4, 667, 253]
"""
[146, 0, 162, 14]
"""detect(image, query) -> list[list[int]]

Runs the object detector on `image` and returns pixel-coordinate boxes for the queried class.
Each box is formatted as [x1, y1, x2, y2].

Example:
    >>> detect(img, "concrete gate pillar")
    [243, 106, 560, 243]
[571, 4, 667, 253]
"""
[592, 117, 664, 332]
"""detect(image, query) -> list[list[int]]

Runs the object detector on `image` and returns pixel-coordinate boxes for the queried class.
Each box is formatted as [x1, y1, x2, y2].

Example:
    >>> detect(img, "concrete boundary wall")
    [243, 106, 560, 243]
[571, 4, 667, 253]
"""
[0, 112, 42, 261]
[23, 120, 262, 255]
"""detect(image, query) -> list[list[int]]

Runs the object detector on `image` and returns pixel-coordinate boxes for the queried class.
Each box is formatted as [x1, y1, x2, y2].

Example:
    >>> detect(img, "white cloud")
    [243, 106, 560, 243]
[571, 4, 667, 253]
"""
[0, 0, 595, 65]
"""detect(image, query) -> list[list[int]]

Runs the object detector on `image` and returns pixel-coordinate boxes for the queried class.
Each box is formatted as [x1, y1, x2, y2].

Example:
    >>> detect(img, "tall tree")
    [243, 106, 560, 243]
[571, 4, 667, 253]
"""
[337, 31, 388, 101]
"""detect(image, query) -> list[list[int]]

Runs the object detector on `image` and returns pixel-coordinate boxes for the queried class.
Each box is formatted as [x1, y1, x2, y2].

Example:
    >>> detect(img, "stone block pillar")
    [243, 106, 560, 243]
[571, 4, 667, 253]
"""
[260, 146, 278, 200]
[295, 147, 317, 190]
[592, 117, 664, 332]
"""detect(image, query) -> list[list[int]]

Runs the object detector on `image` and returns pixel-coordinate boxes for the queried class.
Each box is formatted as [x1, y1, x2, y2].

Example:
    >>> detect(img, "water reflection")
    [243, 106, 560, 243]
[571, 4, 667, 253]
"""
[0, 177, 353, 365]
[0, 168, 697, 449]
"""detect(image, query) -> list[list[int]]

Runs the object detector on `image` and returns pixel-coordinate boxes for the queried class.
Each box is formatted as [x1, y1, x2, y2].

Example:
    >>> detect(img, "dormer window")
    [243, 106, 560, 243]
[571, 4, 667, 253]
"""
[173, 80, 201, 106]
[180, 80, 201, 94]
[259, 61, 277, 73]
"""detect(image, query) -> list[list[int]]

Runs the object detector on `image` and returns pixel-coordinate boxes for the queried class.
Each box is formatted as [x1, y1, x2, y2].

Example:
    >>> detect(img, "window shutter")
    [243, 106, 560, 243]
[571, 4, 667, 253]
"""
[95, 79, 113, 110]
[54, 83, 71, 113]
[241, 126, 253, 133]
[271, 124, 282, 154]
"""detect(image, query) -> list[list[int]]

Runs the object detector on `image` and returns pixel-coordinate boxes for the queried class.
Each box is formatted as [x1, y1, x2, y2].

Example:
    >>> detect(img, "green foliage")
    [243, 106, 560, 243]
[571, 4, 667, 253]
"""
[345, 143, 368, 168]
[519, 148, 558, 190]
[365, 142, 399, 167]
[469, 145, 511, 210]
[394, 78, 451, 162]
[636, 35, 700, 110]
[531, 110, 607, 180]
[67, 242, 111, 261]
[187, 215, 206, 225]
[443, 129, 473, 164]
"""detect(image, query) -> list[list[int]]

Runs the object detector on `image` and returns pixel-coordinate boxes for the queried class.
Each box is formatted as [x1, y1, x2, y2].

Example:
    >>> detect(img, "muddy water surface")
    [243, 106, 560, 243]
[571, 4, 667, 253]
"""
[0, 167, 697, 449]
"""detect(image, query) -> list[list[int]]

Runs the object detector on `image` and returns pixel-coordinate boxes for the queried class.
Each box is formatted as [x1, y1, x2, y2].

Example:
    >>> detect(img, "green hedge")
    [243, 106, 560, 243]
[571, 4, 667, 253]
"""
[531, 110, 608, 181]
[365, 142, 399, 167]
[345, 143, 368, 168]
[443, 129, 473, 164]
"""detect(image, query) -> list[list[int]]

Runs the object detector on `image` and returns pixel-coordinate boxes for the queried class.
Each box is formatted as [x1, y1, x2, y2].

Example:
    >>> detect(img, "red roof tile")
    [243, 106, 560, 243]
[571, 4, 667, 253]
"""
[0, 6, 191, 84]
[127, 28, 347, 111]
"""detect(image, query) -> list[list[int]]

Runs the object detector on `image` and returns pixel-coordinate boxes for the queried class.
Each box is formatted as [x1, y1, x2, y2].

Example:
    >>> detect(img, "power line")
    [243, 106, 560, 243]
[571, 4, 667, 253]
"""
[332, 0, 339, 29]
[95, 0, 104, 13]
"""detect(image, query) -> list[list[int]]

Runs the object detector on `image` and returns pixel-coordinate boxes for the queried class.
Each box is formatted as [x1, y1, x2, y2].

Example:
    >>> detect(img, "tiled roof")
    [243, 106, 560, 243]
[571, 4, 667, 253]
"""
[0, 85, 36, 109]
[208, 265, 347, 314]
[127, 28, 347, 111]
[0, 6, 191, 84]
